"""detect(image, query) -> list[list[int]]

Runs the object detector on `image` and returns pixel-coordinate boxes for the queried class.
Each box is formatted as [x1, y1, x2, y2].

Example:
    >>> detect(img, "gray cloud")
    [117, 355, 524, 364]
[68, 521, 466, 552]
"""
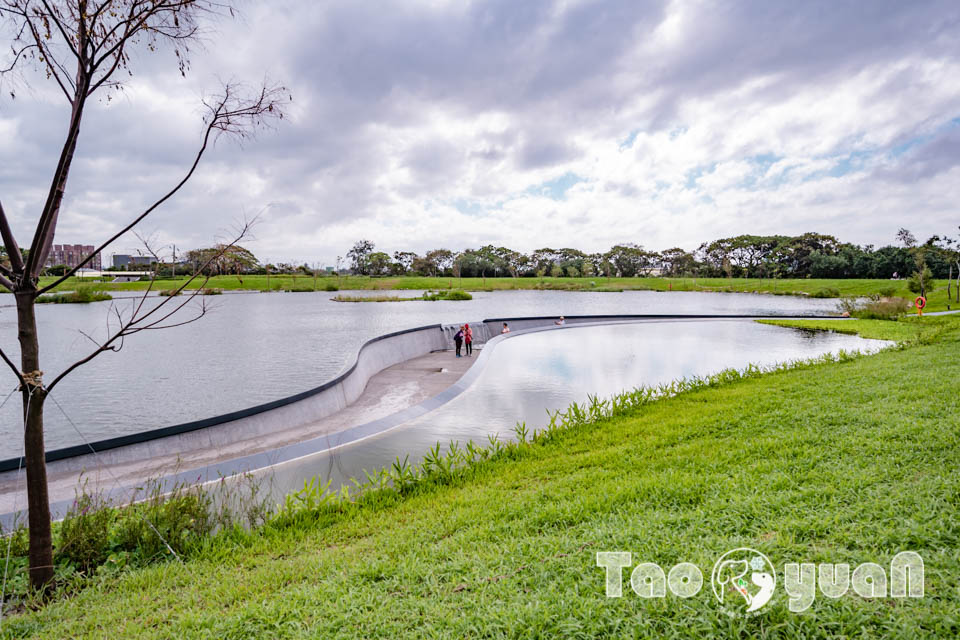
[1, 0, 959, 264]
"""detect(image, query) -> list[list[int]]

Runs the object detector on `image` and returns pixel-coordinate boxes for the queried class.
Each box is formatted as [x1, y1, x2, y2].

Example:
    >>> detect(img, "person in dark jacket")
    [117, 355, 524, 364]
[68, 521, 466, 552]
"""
[454, 326, 464, 357]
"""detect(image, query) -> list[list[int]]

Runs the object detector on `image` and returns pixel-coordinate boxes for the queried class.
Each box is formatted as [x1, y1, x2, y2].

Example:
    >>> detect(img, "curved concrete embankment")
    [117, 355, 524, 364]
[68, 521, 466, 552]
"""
[0, 313, 830, 476]
[0, 324, 455, 474]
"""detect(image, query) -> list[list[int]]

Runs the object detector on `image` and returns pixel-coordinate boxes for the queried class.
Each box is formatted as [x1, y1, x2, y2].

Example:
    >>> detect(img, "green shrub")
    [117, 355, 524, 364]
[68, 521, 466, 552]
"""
[811, 287, 840, 298]
[419, 289, 473, 301]
[56, 493, 113, 574]
[36, 286, 112, 304]
[324, 282, 339, 291]
[878, 286, 897, 298]
[113, 487, 213, 560]
[1, 521, 30, 558]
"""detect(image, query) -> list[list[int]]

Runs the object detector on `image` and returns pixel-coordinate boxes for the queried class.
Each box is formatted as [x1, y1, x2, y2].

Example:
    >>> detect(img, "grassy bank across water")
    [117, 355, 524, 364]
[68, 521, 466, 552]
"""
[24, 275, 956, 313]
[3, 315, 958, 638]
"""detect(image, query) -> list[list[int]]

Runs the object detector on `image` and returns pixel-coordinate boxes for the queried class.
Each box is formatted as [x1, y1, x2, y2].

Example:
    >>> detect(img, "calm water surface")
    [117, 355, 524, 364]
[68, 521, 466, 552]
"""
[259, 320, 888, 500]
[0, 290, 840, 457]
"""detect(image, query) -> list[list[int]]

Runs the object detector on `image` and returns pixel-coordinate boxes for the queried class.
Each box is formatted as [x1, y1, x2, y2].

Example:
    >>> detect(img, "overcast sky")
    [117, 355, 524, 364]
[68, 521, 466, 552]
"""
[1, 0, 958, 266]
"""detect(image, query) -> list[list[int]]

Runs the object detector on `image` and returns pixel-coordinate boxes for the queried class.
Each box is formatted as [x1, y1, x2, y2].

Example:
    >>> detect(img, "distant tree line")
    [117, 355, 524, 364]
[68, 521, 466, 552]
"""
[343, 229, 960, 291]
[31, 229, 957, 300]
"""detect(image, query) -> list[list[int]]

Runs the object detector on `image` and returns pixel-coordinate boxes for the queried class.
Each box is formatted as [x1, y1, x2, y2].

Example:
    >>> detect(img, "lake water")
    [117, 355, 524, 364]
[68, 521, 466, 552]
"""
[260, 320, 888, 501]
[0, 290, 840, 458]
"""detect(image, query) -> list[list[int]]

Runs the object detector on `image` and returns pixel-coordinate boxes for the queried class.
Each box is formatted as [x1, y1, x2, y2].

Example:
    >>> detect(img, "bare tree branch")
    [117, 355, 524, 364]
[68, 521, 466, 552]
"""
[38, 0, 82, 63]
[0, 41, 35, 74]
[0, 198, 25, 275]
[46, 219, 252, 392]
[0, 344, 24, 386]
[36, 82, 286, 294]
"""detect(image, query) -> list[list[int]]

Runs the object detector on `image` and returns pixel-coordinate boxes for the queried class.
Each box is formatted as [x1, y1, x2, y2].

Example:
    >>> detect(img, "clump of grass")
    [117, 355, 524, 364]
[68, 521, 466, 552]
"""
[811, 286, 841, 298]
[837, 295, 910, 320]
[55, 493, 113, 575]
[36, 286, 112, 304]
[324, 282, 339, 291]
[333, 290, 473, 302]
[200, 288, 222, 296]
[425, 289, 472, 300]
[332, 294, 415, 302]
[157, 289, 181, 297]
[283, 285, 316, 292]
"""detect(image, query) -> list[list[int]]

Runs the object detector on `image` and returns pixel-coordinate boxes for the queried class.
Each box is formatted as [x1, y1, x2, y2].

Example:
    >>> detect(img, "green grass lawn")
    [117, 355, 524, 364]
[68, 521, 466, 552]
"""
[19, 274, 957, 314]
[3, 316, 958, 638]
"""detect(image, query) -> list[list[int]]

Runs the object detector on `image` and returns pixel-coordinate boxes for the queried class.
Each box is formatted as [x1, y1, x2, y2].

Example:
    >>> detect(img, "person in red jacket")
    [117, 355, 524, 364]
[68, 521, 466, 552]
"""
[464, 323, 474, 356]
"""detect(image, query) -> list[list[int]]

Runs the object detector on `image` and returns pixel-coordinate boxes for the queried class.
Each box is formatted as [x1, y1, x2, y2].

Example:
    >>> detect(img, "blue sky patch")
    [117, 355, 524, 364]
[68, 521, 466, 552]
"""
[525, 172, 587, 200]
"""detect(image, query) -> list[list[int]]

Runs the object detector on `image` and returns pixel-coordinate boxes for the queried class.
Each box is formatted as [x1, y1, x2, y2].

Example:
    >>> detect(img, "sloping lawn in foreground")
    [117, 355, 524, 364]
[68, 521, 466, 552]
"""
[3, 318, 959, 639]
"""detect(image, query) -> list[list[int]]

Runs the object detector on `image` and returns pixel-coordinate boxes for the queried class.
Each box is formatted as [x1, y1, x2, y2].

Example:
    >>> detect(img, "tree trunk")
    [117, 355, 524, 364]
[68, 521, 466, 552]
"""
[949, 263, 953, 301]
[15, 291, 54, 591]
[955, 259, 959, 303]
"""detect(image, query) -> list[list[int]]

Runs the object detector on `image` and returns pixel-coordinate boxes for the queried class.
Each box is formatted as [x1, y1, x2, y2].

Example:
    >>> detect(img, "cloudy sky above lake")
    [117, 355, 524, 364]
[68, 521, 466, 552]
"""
[1, 0, 958, 265]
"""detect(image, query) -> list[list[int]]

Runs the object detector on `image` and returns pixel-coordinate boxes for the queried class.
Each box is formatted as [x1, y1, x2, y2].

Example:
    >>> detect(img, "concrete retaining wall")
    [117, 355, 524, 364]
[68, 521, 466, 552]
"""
[0, 324, 450, 475]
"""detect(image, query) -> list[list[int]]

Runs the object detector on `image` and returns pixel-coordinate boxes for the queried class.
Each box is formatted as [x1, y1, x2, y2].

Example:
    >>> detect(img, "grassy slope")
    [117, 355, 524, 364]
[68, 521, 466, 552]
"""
[4, 317, 959, 639]
[758, 316, 953, 342]
[25, 275, 956, 313]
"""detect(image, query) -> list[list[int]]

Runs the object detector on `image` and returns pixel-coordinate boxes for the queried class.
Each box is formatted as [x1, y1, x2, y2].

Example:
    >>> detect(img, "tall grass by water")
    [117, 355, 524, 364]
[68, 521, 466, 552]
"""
[36, 286, 112, 304]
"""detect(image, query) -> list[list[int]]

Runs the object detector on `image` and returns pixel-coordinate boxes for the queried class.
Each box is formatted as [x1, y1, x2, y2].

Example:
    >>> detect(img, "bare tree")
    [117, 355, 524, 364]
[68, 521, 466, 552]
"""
[0, 0, 287, 590]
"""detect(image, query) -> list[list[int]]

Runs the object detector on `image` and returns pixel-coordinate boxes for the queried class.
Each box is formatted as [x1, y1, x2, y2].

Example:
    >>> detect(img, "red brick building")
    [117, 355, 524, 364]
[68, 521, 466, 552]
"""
[46, 244, 102, 270]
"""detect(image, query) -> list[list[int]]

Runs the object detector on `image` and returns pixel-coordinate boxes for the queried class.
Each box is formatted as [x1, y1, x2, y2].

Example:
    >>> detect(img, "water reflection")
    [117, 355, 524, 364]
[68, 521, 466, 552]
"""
[256, 320, 887, 502]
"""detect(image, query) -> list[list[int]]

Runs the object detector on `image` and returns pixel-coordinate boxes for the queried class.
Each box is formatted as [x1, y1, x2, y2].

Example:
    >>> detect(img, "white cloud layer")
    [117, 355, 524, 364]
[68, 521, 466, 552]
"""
[1, 0, 958, 265]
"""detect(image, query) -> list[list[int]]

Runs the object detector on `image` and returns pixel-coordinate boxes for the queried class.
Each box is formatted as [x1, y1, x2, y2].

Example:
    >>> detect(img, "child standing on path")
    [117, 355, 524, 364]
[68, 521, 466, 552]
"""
[464, 323, 474, 356]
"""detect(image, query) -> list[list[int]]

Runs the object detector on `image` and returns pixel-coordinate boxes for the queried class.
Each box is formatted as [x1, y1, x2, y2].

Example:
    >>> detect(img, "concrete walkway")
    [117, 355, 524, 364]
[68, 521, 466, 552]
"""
[0, 347, 479, 513]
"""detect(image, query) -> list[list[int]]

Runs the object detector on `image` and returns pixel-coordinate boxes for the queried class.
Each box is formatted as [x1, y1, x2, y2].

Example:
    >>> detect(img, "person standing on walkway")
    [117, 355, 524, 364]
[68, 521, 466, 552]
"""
[454, 326, 464, 357]
[464, 323, 474, 356]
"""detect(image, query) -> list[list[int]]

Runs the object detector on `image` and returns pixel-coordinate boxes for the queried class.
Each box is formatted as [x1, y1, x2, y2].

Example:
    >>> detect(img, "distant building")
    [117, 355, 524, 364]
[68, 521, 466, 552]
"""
[112, 254, 155, 269]
[47, 244, 101, 270]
